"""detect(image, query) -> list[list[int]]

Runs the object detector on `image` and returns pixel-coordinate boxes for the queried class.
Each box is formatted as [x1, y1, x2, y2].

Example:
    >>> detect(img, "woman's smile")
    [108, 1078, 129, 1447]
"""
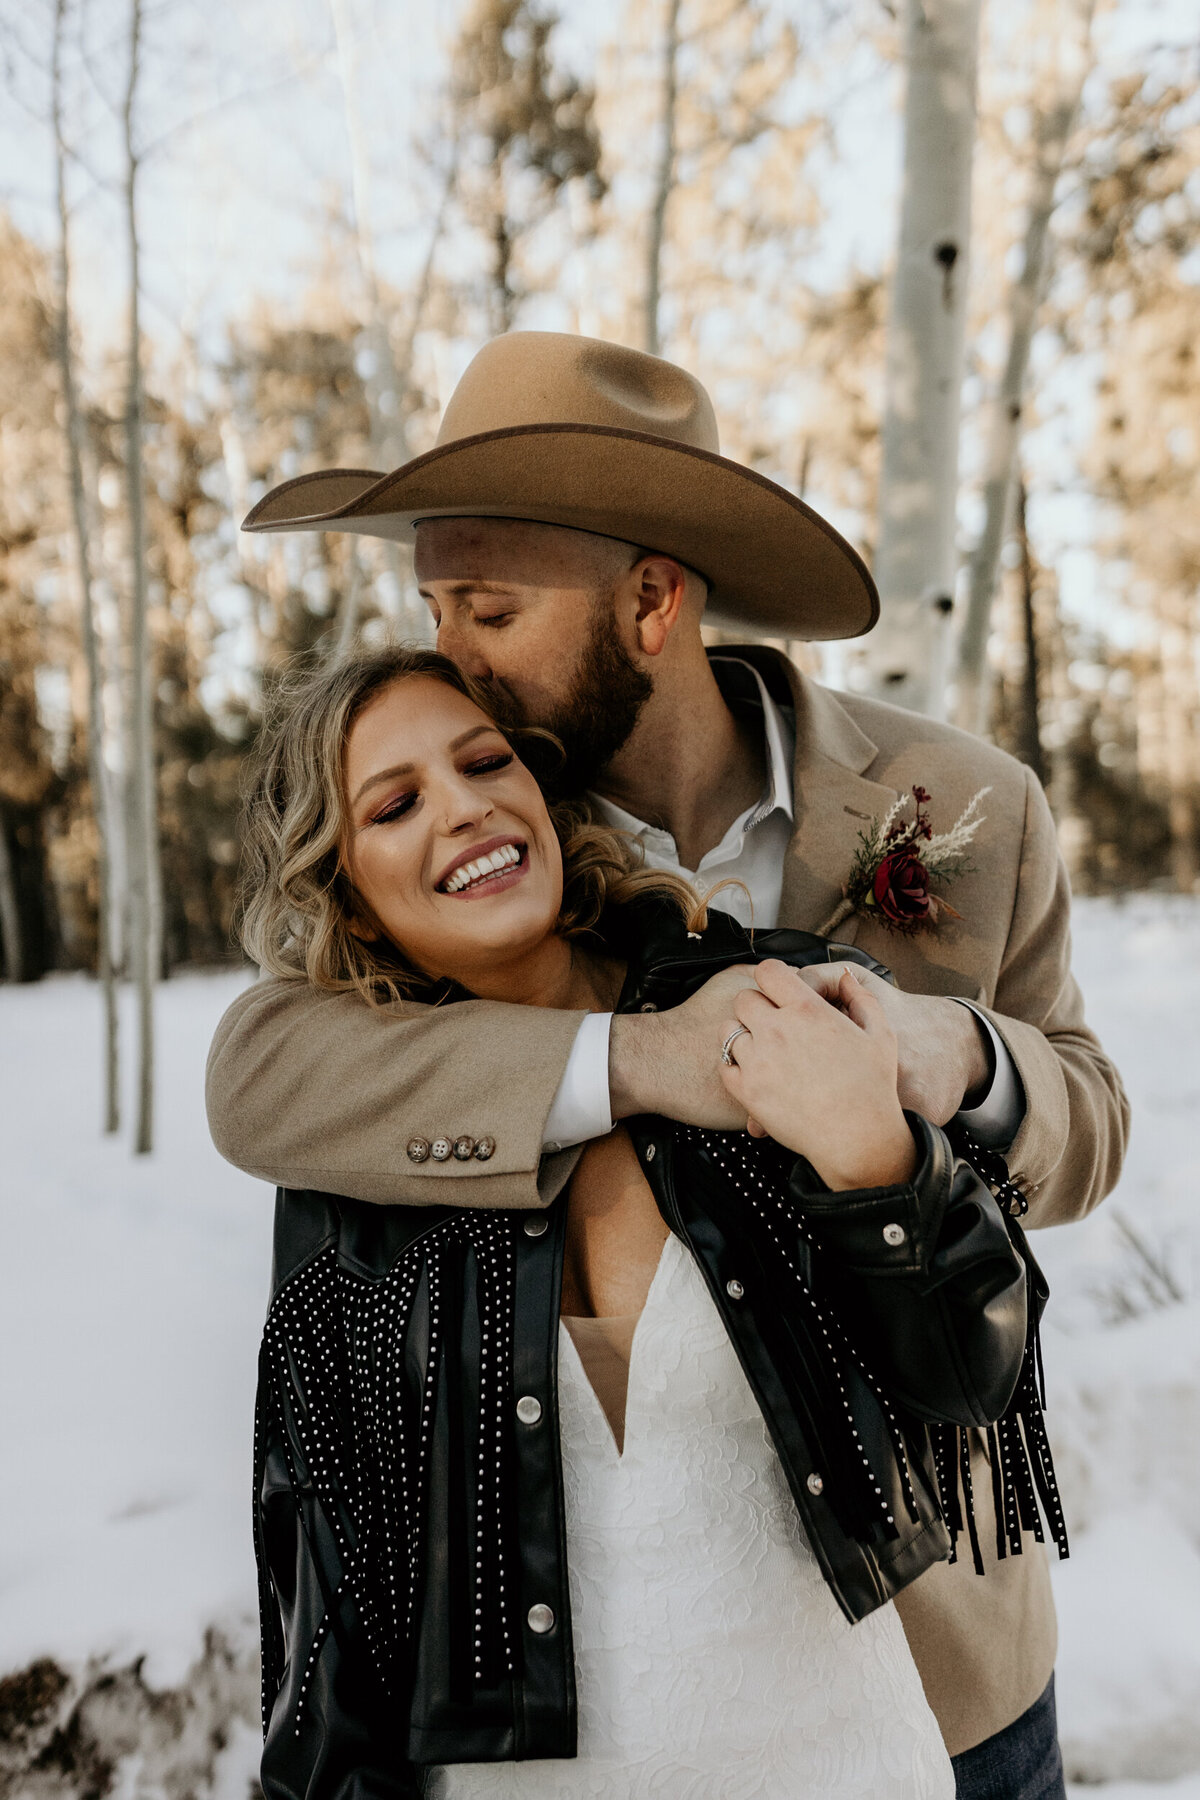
[436, 835, 528, 897]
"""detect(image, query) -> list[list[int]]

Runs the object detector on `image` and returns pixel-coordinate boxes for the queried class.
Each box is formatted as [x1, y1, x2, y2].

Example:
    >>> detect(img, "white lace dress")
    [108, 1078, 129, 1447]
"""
[428, 1232, 954, 1800]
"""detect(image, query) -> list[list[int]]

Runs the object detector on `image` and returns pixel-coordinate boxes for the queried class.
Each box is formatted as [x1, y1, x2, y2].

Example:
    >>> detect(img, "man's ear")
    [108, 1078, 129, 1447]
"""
[629, 556, 688, 657]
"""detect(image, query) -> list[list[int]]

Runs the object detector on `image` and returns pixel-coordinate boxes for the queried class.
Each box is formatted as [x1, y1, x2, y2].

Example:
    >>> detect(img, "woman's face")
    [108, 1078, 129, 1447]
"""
[342, 674, 564, 989]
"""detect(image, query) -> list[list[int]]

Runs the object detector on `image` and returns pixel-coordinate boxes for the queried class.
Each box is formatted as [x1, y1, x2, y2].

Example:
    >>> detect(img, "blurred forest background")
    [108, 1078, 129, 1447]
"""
[0, 0, 1197, 1145]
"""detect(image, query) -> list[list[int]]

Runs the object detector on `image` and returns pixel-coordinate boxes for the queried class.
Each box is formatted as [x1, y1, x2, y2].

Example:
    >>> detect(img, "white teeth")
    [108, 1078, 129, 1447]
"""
[441, 843, 522, 893]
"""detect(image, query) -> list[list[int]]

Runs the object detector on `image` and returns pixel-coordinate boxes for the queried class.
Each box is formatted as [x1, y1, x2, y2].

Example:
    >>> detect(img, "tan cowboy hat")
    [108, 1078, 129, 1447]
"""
[241, 331, 878, 639]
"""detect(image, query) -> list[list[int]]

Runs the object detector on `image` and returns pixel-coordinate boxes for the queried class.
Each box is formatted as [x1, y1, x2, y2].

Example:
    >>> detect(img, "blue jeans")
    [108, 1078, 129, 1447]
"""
[950, 1676, 1066, 1800]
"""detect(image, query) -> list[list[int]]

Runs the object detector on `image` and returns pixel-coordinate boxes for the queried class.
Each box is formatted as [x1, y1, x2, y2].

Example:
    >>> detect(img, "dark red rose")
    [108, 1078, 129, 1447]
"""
[872, 849, 933, 929]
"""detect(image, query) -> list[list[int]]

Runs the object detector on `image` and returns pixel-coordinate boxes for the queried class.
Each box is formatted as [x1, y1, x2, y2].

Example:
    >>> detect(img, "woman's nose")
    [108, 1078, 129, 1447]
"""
[439, 774, 494, 834]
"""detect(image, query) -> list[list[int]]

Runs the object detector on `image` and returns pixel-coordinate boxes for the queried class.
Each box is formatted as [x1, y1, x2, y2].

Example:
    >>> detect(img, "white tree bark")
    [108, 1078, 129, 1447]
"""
[122, 0, 161, 1155]
[53, 0, 120, 1131]
[329, 0, 440, 645]
[644, 0, 682, 357]
[856, 0, 981, 718]
[954, 0, 1095, 735]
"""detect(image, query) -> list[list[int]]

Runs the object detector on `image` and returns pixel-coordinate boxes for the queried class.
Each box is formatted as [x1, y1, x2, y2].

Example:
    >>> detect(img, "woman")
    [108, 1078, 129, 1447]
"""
[231, 646, 1059, 1800]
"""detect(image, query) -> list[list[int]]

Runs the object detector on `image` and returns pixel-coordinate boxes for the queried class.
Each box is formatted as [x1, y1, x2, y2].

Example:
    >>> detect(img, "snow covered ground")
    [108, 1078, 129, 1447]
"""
[1, 893, 1198, 1797]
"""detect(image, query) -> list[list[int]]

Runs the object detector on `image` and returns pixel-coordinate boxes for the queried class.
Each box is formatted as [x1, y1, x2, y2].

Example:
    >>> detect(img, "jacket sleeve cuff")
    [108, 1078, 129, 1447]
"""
[785, 1113, 952, 1272]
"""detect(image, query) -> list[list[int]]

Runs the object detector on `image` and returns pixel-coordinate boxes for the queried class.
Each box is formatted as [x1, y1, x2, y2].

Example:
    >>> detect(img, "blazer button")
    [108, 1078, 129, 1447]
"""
[516, 1395, 543, 1425]
[523, 1215, 549, 1238]
[882, 1222, 907, 1246]
[406, 1137, 431, 1163]
[475, 1136, 496, 1161]
[527, 1603, 555, 1634]
[453, 1136, 475, 1160]
[430, 1137, 452, 1162]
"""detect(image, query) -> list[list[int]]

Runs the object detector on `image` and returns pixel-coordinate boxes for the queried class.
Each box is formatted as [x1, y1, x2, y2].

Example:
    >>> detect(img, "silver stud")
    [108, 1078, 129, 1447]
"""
[882, 1222, 907, 1247]
[807, 1472, 825, 1495]
[527, 1603, 555, 1634]
[640, 1002, 657, 1012]
[474, 1136, 496, 1161]
[430, 1137, 452, 1162]
[516, 1395, 542, 1425]
[453, 1136, 475, 1160]
[726, 1278, 744, 1300]
[645, 1144, 656, 1163]
[406, 1136, 431, 1163]
[522, 1214, 549, 1238]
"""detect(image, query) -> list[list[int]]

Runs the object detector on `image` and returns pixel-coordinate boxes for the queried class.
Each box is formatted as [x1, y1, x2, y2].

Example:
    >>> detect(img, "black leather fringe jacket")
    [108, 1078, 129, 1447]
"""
[253, 903, 1066, 1799]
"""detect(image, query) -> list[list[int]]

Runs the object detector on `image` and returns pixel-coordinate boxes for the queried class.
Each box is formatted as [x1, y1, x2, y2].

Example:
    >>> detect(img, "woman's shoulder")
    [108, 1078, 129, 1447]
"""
[605, 898, 891, 1010]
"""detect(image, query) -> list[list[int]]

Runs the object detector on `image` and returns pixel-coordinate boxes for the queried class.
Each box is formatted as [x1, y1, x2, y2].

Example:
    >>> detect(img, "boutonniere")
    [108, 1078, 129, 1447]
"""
[818, 785, 991, 937]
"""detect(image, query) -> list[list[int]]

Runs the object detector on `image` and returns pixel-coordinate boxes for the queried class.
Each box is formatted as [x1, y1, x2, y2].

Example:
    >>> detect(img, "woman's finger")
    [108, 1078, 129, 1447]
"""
[837, 971, 895, 1042]
[732, 986, 779, 1029]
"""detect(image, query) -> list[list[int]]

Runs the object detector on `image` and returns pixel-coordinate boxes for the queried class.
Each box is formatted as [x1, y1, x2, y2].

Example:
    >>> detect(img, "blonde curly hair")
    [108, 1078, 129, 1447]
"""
[238, 645, 715, 1005]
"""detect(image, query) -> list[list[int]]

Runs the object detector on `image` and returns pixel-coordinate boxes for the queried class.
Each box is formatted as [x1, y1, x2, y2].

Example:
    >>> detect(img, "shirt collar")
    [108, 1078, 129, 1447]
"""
[588, 657, 795, 842]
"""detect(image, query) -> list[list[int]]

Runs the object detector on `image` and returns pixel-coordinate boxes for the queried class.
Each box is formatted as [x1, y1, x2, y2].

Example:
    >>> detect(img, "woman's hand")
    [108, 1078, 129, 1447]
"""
[718, 959, 918, 1191]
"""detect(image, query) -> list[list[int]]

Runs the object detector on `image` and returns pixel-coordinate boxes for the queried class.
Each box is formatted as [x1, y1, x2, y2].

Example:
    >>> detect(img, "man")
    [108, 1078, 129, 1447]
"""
[209, 331, 1128, 1797]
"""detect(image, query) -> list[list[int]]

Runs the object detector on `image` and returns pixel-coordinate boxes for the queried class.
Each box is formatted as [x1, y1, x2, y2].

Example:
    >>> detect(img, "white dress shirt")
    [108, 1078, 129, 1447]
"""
[542, 660, 1023, 1157]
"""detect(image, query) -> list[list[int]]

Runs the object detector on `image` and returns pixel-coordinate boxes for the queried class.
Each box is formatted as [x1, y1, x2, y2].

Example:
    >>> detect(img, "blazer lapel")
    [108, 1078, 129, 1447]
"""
[729, 648, 899, 940]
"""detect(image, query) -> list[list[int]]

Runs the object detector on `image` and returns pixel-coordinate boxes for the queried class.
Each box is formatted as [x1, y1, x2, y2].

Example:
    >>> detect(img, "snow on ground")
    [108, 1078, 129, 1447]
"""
[0, 894, 1198, 1793]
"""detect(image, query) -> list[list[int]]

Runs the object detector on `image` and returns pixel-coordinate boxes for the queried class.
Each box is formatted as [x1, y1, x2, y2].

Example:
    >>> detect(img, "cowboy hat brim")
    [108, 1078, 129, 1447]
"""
[241, 423, 878, 640]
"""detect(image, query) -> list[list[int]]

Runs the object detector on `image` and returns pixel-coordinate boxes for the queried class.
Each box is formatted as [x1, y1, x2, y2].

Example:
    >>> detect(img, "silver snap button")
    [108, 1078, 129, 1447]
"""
[806, 1472, 824, 1496]
[726, 1278, 744, 1300]
[406, 1137, 430, 1164]
[882, 1222, 907, 1247]
[644, 1143, 656, 1163]
[453, 1136, 475, 1161]
[523, 1215, 549, 1238]
[527, 1603, 555, 1634]
[430, 1138, 452, 1162]
[640, 1002, 658, 1013]
[516, 1395, 543, 1426]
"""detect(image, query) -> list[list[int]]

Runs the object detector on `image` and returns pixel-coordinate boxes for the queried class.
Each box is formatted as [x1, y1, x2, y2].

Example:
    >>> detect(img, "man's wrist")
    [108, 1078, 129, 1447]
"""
[952, 1000, 993, 1109]
[608, 1012, 665, 1120]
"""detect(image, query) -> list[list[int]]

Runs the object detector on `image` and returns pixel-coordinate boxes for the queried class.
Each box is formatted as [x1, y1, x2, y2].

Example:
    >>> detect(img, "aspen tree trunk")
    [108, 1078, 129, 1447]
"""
[859, 0, 980, 719]
[122, 0, 160, 1155]
[954, 0, 1094, 735]
[0, 820, 21, 981]
[643, 0, 682, 357]
[329, 0, 439, 645]
[1014, 476, 1047, 783]
[53, 0, 119, 1130]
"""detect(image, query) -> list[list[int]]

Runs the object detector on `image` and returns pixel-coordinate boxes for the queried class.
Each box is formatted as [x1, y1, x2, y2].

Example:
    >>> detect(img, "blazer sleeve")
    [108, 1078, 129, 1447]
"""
[205, 975, 585, 1207]
[971, 765, 1130, 1228]
[787, 1114, 1030, 1428]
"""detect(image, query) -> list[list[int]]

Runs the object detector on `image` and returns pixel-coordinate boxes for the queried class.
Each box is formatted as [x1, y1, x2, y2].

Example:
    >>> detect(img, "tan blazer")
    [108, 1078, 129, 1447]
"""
[206, 652, 1129, 1755]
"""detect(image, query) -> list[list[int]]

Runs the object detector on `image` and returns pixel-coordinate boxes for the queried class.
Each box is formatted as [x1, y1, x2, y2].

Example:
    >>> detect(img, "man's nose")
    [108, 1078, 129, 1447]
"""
[435, 615, 492, 683]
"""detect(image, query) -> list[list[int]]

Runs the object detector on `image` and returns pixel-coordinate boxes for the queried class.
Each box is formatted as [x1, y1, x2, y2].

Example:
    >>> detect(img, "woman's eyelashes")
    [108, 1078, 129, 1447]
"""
[369, 754, 514, 826]
[371, 790, 418, 825]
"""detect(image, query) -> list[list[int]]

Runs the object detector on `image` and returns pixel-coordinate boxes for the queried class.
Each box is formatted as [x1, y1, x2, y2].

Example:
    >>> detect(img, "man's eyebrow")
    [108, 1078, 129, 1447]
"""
[429, 580, 520, 599]
[350, 725, 498, 807]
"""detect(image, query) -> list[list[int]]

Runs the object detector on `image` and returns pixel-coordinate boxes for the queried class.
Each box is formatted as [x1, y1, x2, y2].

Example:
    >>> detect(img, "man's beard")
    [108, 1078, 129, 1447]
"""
[488, 608, 654, 797]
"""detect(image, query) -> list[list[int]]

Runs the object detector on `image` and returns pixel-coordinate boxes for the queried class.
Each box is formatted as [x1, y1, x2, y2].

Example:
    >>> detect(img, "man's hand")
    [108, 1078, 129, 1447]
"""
[798, 962, 991, 1126]
[610, 965, 762, 1128]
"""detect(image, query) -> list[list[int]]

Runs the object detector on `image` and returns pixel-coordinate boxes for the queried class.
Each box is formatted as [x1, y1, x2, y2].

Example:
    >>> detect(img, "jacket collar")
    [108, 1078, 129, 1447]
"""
[709, 646, 899, 939]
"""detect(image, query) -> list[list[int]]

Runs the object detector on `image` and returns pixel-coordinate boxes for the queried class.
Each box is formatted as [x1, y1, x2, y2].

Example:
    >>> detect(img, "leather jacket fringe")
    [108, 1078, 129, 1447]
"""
[253, 904, 1065, 1796]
